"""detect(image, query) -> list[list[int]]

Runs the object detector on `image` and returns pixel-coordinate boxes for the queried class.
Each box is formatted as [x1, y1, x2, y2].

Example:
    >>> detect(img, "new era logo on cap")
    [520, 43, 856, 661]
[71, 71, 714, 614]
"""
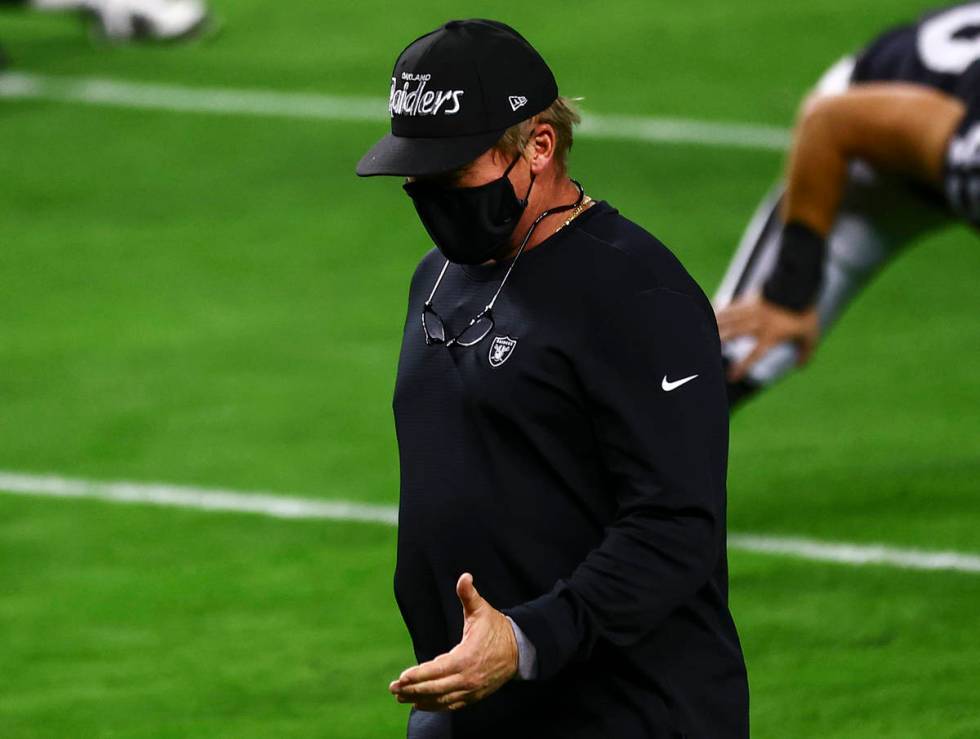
[508, 95, 528, 111]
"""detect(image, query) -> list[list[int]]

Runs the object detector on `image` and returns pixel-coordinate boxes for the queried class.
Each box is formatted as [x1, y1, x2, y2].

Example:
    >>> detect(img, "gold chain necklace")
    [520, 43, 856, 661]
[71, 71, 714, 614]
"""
[553, 195, 594, 234]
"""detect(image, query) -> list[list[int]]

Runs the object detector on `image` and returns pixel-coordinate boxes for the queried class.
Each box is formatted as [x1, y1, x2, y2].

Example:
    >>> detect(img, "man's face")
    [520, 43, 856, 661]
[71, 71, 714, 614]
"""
[401, 130, 545, 262]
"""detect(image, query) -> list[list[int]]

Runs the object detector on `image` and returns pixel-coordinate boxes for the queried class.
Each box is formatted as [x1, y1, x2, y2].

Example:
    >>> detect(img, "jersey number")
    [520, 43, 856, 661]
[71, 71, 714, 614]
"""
[919, 3, 980, 74]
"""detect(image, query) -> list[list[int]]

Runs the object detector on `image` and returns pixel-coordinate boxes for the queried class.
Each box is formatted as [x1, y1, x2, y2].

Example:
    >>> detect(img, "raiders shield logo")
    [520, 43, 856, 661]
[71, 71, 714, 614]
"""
[488, 336, 517, 367]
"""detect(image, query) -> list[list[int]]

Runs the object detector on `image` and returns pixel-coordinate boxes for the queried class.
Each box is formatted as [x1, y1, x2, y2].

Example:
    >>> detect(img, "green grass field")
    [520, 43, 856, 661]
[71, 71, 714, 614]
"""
[1, 1, 979, 736]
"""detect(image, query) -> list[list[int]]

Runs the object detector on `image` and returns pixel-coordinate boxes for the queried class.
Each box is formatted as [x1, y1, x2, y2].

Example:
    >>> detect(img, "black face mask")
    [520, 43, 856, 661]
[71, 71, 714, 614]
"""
[403, 155, 534, 265]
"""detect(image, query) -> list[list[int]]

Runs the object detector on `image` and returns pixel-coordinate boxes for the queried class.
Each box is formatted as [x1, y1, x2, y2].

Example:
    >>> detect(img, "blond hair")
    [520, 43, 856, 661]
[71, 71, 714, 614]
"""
[494, 96, 581, 174]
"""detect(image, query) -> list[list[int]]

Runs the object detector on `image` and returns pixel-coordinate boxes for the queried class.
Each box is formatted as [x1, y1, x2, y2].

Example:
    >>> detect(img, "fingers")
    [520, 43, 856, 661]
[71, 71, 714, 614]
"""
[794, 310, 821, 366]
[393, 673, 470, 701]
[394, 652, 459, 688]
[717, 301, 761, 342]
[456, 572, 483, 616]
[796, 330, 819, 366]
[728, 340, 771, 382]
[391, 663, 473, 713]
[410, 690, 471, 712]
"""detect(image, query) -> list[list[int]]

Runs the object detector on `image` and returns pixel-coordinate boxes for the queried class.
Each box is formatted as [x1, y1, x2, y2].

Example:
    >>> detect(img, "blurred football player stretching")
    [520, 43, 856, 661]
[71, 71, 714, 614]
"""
[0, 0, 208, 43]
[715, 3, 980, 407]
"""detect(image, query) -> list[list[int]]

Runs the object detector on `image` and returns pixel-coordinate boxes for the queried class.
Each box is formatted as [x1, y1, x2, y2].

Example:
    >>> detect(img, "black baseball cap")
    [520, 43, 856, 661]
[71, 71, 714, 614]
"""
[355, 19, 559, 177]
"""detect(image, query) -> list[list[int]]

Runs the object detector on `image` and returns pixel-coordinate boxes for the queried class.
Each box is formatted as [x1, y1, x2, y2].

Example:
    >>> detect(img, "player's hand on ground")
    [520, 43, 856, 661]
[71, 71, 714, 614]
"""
[388, 572, 518, 712]
[717, 294, 820, 381]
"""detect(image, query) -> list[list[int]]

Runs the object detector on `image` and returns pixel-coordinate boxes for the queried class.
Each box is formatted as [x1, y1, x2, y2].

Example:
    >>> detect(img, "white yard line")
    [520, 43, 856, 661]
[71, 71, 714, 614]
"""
[0, 470, 397, 526]
[1, 470, 978, 574]
[0, 72, 792, 151]
[728, 534, 980, 573]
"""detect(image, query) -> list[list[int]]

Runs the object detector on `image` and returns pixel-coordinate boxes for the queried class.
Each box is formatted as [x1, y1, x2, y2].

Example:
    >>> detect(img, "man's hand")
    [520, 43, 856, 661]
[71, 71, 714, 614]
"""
[716, 294, 820, 381]
[389, 573, 518, 712]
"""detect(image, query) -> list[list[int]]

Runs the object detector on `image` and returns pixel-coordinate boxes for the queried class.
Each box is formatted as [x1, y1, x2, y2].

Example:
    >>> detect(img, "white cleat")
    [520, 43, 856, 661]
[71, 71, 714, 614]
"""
[85, 0, 210, 41]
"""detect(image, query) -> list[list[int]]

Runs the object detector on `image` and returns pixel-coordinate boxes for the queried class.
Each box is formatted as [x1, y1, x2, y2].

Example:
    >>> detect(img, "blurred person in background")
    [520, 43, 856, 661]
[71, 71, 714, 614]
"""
[0, 0, 209, 60]
[714, 2, 980, 408]
[358, 18, 748, 739]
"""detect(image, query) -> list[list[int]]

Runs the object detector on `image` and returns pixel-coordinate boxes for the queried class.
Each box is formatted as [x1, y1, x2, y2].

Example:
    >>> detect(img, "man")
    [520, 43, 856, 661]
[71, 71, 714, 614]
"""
[0, 0, 209, 46]
[356, 19, 748, 739]
[715, 3, 980, 407]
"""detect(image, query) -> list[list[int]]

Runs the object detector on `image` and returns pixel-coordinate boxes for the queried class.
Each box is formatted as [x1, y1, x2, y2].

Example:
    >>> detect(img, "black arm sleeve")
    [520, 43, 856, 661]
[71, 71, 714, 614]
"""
[502, 287, 730, 680]
[761, 221, 826, 311]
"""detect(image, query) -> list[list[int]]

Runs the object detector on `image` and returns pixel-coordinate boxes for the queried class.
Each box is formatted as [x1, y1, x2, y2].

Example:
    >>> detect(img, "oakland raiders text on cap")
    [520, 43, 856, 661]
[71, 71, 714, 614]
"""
[355, 19, 559, 178]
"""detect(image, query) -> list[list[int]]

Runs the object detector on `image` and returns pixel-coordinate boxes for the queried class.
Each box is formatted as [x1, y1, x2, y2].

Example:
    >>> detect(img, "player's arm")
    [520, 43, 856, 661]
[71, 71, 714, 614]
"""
[773, 83, 964, 311]
[783, 83, 964, 237]
[718, 84, 965, 381]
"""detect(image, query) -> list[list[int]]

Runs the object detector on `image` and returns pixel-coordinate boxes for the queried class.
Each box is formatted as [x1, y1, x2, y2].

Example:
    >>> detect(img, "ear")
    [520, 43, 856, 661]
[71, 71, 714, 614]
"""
[526, 122, 557, 177]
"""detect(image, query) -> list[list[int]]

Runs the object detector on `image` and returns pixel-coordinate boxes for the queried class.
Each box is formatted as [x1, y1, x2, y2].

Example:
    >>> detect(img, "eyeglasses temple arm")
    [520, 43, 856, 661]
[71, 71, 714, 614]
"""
[425, 259, 452, 305]
[485, 180, 585, 311]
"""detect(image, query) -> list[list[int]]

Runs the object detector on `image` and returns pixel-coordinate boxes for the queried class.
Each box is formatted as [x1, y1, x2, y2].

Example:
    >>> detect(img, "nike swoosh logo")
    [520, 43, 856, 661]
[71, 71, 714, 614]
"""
[662, 374, 699, 392]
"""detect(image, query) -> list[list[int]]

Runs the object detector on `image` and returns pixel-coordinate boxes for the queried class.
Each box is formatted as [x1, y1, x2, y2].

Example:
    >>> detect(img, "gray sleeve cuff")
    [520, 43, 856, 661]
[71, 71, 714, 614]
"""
[505, 615, 538, 680]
